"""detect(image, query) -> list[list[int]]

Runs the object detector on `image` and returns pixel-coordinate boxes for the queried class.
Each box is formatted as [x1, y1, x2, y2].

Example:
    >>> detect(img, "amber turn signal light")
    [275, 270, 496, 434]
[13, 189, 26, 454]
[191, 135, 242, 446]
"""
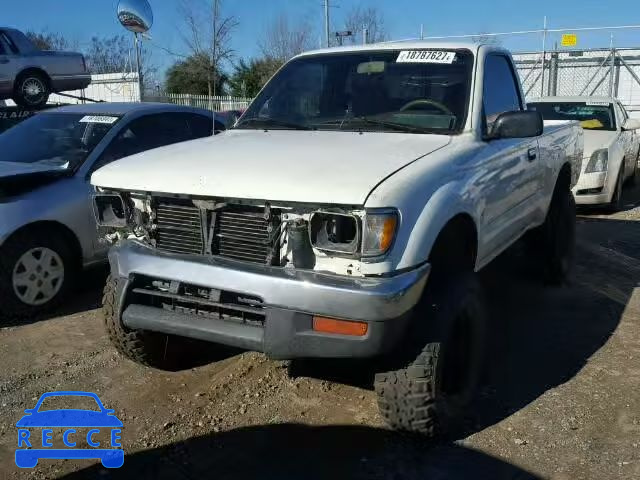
[312, 316, 368, 337]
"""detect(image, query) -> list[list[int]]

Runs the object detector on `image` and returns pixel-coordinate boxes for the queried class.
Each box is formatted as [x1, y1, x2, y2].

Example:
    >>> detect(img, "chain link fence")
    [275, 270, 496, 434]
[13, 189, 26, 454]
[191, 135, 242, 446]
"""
[513, 47, 640, 115]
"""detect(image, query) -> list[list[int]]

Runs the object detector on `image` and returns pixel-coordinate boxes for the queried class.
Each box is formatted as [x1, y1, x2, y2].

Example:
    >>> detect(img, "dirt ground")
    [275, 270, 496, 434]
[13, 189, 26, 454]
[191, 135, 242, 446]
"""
[1, 186, 639, 480]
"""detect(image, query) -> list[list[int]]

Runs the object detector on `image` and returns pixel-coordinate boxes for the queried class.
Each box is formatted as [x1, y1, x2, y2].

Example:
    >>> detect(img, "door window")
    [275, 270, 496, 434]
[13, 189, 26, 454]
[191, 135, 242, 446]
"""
[483, 55, 523, 130]
[94, 113, 195, 170]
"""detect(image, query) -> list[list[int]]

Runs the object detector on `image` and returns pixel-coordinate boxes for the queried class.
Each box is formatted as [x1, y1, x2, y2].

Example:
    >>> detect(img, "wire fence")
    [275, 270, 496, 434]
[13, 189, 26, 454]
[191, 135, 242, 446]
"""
[143, 93, 253, 111]
[513, 47, 640, 114]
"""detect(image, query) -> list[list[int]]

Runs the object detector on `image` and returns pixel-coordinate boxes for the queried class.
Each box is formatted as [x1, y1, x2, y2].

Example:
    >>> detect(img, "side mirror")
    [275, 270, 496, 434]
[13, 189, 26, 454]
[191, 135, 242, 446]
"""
[488, 111, 543, 140]
[622, 118, 640, 131]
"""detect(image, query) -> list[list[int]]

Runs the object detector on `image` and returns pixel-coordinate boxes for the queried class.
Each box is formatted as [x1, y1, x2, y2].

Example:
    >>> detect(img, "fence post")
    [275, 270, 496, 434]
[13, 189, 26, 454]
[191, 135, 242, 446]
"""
[548, 51, 559, 96]
[613, 51, 621, 98]
[609, 47, 616, 97]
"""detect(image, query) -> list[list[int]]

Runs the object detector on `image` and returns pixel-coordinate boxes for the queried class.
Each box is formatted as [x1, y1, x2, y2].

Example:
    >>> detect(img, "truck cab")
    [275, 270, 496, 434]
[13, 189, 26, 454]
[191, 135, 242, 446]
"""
[91, 41, 583, 437]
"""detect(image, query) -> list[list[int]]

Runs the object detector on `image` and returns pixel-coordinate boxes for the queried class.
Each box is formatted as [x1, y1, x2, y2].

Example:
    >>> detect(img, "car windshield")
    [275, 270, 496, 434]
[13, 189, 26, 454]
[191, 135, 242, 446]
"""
[37, 395, 102, 412]
[528, 101, 616, 131]
[0, 112, 120, 170]
[236, 49, 474, 134]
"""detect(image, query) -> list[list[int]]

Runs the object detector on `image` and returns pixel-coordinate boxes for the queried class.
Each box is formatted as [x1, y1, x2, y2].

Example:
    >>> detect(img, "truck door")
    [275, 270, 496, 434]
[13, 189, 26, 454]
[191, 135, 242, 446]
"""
[478, 54, 543, 261]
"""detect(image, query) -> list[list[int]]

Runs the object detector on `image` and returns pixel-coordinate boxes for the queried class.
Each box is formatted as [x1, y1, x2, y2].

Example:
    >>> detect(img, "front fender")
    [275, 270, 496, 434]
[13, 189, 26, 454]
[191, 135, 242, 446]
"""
[395, 181, 482, 271]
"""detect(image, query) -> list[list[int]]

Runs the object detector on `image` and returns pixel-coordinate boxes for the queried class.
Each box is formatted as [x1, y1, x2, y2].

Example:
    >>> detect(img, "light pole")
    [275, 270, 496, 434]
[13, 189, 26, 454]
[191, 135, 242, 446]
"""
[324, 0, 330, 47]
[117, 0, 153, 102]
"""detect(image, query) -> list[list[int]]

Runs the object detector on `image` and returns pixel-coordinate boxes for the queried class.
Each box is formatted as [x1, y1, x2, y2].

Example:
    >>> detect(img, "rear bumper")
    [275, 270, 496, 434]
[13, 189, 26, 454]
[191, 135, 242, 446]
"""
[109, 241, 430, 359]
[50, 74, 91, 92]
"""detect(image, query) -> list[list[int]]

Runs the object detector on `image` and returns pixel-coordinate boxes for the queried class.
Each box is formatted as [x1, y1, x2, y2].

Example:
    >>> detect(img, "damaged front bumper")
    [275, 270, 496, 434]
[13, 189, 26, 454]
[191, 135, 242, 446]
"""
[108, 240, 430, 359]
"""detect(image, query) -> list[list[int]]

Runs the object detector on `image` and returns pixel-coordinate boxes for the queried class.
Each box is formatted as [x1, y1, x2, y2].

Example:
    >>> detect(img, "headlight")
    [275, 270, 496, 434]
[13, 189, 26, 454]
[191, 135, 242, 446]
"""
[92, 193, 128, 227]
[310, 212, 360, 255]
[362, 210, 398, 257]
[585, 149, 608, 173]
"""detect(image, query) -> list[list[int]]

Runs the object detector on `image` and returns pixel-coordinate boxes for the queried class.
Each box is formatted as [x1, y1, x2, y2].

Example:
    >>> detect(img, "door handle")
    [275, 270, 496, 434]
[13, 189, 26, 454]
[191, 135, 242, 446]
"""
[0, 57, 9, 64]
[527, 147, 537, 161]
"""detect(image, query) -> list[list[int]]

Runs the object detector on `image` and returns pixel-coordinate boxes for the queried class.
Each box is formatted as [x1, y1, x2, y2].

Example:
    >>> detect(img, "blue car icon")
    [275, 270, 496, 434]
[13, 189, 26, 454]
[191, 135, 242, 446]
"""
[15, 391, 123, 469]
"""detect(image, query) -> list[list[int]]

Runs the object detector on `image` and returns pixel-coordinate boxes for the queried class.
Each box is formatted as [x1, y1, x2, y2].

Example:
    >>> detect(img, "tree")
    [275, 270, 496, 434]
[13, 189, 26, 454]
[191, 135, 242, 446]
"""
[228, 57, 281, 97]
[85, 35, 157, 89]
[178, 0, 238, 96]
[260, 14, 314, 63]
[85, 35, 130, 74]
[343, 5, 388, 45]
[25, 30, 70, 51]
[166, 53, 228, 95]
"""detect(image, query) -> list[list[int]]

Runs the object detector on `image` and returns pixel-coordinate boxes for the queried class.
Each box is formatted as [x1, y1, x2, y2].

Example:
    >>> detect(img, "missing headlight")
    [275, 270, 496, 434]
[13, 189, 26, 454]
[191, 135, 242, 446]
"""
[310, 212, 360, 255]
[93, 194, 127, 227]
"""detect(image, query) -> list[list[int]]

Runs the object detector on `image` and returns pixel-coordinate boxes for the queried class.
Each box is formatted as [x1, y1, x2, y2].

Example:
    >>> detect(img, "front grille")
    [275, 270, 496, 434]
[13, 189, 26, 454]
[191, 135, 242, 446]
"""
[130, 276, 265, 327]
[156, 201, 204, 255]
[215, 211, 276, 264]
[154, 199, 280, 265]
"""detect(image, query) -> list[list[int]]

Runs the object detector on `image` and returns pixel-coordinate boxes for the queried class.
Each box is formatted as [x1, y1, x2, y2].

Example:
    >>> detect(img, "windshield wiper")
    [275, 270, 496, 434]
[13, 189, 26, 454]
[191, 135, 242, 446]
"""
[349, 116, 432, 133]
[234, 117, 314, 131]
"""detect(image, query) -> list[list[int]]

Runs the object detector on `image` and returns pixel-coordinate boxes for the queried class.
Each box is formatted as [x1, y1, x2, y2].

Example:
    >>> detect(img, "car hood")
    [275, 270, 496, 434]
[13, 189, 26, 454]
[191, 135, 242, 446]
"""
[0, 161, 68, 198]
[91, 129, 451, 205]
[583, 130, 619, 158]
[16, 410, 123, 428]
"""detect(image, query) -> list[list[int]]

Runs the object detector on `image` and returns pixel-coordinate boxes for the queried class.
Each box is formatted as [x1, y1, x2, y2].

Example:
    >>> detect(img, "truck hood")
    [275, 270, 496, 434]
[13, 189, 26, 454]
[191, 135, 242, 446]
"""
[91, 130, 451, 205]
[583, 130, 619, 158]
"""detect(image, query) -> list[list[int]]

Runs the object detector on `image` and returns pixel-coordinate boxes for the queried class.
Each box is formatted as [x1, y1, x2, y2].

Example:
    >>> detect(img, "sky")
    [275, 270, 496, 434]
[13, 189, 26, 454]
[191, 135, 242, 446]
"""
[4, 0, 640, 83]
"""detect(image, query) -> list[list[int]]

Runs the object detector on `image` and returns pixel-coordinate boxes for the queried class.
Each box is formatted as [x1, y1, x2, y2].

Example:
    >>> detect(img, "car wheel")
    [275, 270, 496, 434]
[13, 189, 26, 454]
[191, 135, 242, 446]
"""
[374, 273, 487, 438]
[103, 276, 218, 371]
[0, 229, 77, 320]
[609, 167, 625, 212]
[13, 72, 50, 108]
[629, 156, 639, 186]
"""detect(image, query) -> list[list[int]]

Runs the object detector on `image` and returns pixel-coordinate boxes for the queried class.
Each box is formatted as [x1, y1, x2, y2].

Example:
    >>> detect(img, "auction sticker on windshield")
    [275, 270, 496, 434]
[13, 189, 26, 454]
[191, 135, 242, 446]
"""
[396, 50, 456, 64]
[79, 115, 119, 124]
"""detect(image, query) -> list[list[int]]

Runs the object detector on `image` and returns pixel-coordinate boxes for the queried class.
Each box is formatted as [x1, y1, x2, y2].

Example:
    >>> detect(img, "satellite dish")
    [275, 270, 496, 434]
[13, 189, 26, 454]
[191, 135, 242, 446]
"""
[117, 0, 153, 34]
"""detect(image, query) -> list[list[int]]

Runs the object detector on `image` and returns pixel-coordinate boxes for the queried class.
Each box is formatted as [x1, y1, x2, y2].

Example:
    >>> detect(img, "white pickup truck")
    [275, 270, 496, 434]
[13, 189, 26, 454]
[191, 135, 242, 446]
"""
[91, 41, 583, 436]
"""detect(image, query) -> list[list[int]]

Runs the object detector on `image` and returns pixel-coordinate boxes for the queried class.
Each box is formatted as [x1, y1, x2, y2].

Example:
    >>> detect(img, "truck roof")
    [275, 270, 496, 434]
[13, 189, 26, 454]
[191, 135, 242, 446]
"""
[529, 95, 617, 104]
[296, 39, 503, 59]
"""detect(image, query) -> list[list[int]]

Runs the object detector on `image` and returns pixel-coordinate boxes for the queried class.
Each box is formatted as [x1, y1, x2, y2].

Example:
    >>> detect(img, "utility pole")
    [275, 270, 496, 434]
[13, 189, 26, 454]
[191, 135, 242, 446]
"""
[324, 0, 330, 48]
[134, 32, 143, 102]
[212, 0, 218, 98]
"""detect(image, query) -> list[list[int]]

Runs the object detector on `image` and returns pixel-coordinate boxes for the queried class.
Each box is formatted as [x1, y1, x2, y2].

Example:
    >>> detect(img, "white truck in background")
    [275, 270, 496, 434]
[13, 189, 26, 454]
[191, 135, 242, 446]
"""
[91, 41, 583, 437]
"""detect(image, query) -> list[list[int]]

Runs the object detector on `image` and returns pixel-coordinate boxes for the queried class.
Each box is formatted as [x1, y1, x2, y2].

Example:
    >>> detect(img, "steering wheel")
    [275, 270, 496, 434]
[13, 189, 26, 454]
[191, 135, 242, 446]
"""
[399, 99, 453, 115]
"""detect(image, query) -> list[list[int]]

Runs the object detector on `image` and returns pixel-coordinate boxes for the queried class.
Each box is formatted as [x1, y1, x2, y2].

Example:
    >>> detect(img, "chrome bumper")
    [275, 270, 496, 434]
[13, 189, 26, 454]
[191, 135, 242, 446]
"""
[109, 241, 430, 322]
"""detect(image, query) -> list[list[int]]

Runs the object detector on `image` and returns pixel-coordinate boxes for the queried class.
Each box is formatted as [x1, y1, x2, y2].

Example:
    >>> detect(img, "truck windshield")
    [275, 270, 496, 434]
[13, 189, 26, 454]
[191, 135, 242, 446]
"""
[0, 112, 119, 171]
[528, 102, 616, 131]
[237, 49, 474, 134]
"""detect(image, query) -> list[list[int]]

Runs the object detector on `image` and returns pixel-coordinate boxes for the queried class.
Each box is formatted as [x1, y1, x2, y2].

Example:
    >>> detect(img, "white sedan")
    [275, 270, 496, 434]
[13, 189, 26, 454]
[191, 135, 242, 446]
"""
[529, 96, 640, 209]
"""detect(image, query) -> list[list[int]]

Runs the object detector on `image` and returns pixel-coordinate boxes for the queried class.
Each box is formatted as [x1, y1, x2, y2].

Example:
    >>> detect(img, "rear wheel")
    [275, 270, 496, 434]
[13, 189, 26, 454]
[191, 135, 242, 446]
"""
[629, 155, 639, 186]
[374, 273, 486, 437]
[13, 72, 50, 108]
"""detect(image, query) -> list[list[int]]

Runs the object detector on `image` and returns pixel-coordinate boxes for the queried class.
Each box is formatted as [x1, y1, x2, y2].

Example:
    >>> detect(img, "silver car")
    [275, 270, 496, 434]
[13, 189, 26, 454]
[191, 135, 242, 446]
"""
[0, 27, 91, 107]
[0, 102, 218, 318]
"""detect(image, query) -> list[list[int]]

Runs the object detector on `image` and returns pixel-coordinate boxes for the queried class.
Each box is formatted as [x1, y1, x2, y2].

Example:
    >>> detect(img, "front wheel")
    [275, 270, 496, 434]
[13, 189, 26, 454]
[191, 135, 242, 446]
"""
[0, 230, 76, 319]
[374, 273, 487, 437]
[609, 167, 625, 212]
